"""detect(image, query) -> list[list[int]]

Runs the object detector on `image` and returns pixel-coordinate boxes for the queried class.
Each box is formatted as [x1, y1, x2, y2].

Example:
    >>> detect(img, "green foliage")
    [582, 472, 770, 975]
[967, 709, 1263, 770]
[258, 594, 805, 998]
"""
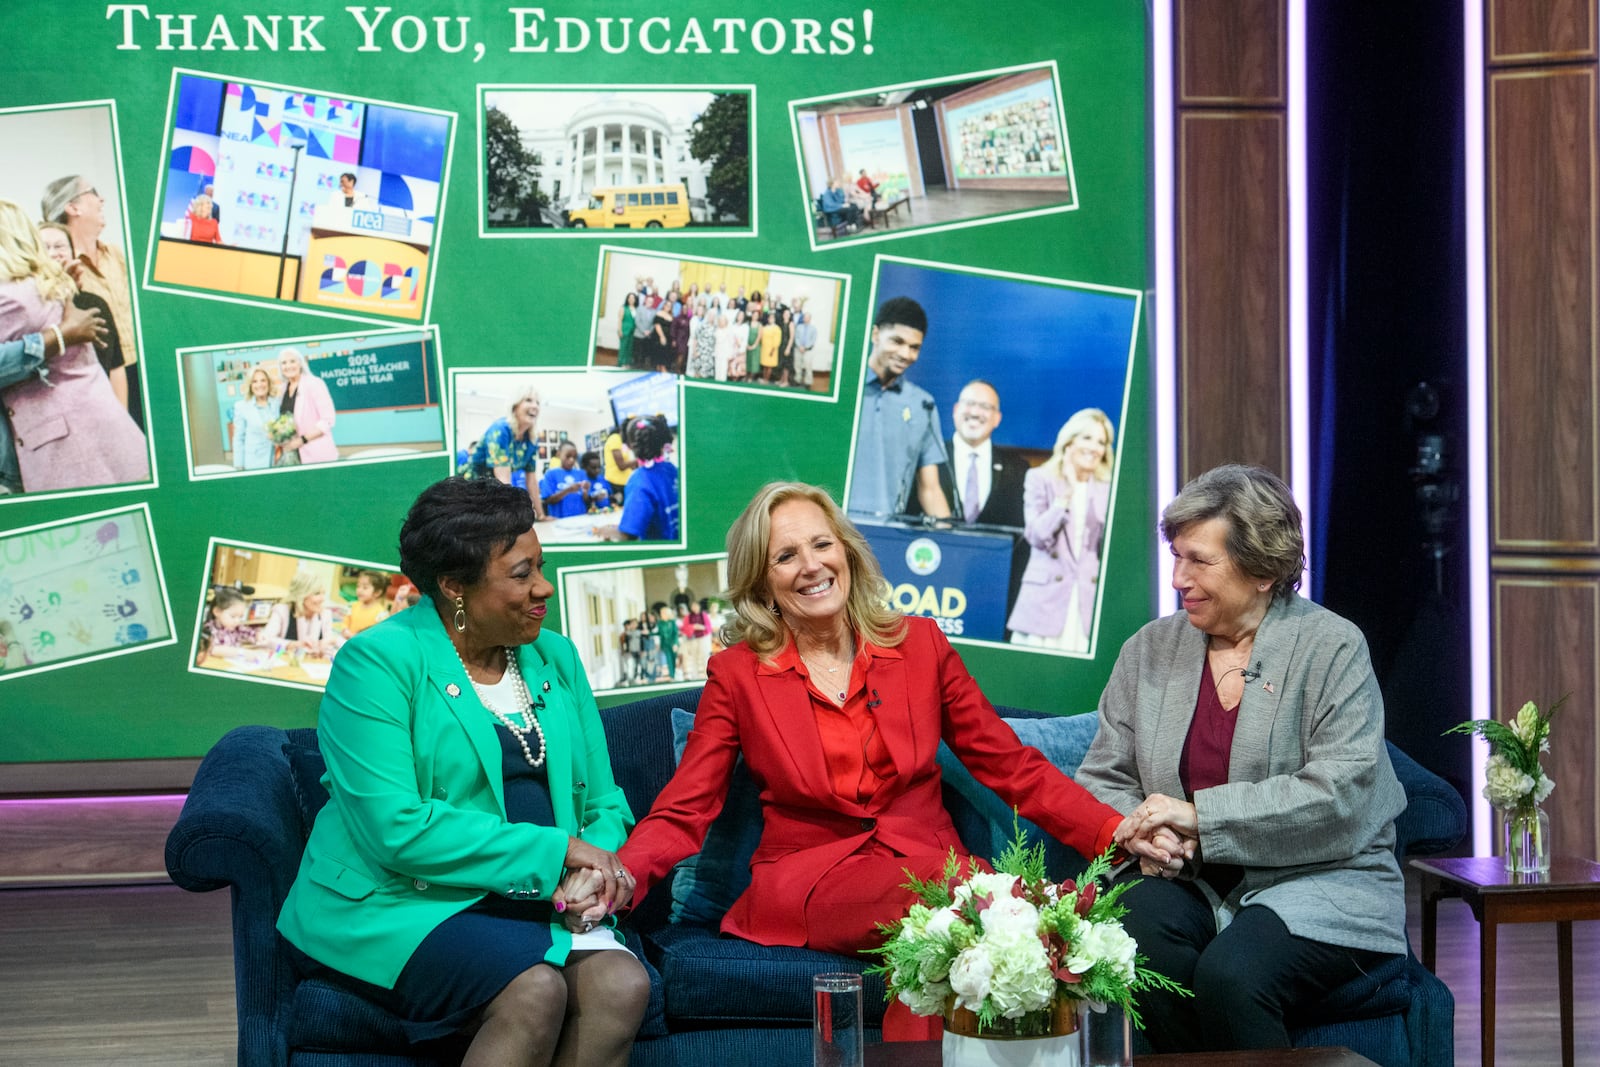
[484, 107, 548, 227]
[992, 812, 1048, 884]
[688, 92, 750, 224]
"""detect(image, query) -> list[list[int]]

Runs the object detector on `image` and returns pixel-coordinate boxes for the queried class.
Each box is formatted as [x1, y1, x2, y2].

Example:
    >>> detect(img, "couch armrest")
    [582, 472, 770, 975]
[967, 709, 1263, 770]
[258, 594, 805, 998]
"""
[165, 724, 307, 900]
[165, 724, 309, 1067]
[1386, 741, 1468, 862]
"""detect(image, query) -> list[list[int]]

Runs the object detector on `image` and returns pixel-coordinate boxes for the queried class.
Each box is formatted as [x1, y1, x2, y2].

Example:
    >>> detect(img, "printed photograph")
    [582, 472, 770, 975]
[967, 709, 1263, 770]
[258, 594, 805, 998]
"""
[147, 70, 455, 323]
[480, 86, 753, 234]
[590, 246, 848, 399]
[790, 63, 1075, 249]
[0, 101, 154, 504]
[843, 256, 1141, 655]
[177, 326, 446, 478]
[191, 540, 413, 692]
[450, 368, 683, 547]
[0, 505, 173, 682]
[557, 554, 728, 695]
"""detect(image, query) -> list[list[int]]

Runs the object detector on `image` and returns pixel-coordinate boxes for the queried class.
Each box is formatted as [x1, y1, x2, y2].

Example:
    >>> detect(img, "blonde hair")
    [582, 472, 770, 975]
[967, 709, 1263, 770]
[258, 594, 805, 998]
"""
[1041, 408, 1115, 483]
[287, 570, 325, 611]
[508, 384, 541, 435]
[722, 481, 904, 657]
[0, 200, 74, 303]
[247, 366, 277, 398]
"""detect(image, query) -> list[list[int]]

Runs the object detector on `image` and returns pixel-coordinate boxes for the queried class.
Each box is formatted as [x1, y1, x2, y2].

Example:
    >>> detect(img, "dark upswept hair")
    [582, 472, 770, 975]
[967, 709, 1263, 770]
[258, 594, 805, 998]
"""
[1160, 464, 1304, 600]
[398, 477, 534, 603]
[722, 481, 904, 657]
[625, 414, 673, 462]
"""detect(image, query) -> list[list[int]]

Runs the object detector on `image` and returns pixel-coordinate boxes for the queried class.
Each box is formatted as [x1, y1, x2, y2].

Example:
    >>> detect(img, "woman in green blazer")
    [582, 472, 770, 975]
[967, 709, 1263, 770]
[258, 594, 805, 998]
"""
[277, 477, 649, 1066]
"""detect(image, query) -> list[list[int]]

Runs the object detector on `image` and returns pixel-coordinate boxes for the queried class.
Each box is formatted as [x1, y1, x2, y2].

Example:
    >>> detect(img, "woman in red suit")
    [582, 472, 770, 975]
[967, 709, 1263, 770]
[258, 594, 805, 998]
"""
[617, 481, 1175, 1038]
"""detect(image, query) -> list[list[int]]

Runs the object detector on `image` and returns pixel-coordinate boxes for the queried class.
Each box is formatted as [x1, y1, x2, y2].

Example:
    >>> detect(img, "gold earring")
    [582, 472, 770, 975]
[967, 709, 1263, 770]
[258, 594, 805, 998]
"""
[453, 596, 467, 633]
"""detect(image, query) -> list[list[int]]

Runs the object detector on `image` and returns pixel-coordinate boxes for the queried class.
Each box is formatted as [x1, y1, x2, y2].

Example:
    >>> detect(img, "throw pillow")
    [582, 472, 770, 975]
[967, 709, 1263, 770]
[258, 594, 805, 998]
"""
[666, 707, 764, 926]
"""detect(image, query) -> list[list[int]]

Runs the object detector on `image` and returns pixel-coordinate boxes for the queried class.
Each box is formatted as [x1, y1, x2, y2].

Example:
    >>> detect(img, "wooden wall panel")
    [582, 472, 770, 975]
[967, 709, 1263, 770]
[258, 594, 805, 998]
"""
[1492, 576, 1600, 859]
[1489, 70, 1600, 552]
[1177, 0, 1283, 105]
[1177, 113, 1288, 479]
[1488, 0, 1596, 65]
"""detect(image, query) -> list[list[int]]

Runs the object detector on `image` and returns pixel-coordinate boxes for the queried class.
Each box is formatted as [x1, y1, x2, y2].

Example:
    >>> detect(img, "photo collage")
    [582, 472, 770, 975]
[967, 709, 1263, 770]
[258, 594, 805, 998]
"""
[0, 53, 1142, 713]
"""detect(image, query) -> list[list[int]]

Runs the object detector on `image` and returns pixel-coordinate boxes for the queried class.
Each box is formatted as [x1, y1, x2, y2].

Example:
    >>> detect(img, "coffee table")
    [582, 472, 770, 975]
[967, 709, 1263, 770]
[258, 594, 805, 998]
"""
[1412, 854, 1600, 1067]
[863, 1043, 1375, 1066]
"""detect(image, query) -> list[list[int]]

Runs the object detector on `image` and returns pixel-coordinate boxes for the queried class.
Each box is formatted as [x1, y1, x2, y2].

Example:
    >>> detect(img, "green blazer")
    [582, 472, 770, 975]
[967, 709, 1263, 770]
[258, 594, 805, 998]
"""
[276, 605, 633, 989]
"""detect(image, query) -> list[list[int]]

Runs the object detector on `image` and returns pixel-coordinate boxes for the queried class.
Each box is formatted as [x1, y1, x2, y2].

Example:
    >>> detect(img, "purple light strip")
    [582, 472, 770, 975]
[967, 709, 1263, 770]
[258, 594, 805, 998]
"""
[1464, 0, 1491, 855]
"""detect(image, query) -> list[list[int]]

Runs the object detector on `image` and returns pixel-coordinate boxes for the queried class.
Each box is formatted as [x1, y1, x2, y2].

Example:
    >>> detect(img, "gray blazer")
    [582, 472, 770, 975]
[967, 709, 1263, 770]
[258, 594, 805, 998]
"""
[1076, 594, 1407, 955]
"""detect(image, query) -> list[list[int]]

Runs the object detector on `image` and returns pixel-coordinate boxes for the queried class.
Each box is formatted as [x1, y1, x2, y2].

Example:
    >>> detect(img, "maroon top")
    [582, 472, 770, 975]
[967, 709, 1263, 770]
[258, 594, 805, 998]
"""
[1180, 661, 1240, 797]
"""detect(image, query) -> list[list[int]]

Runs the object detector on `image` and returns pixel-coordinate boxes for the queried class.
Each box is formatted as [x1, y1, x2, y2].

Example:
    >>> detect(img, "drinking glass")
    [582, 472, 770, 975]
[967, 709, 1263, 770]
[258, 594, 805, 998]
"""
[812, 972, 864, 1067]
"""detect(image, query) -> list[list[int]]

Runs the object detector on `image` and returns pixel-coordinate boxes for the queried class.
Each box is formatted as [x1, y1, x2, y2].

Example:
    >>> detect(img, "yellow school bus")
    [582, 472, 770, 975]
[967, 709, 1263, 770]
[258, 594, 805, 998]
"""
[566, 184, 692, 229]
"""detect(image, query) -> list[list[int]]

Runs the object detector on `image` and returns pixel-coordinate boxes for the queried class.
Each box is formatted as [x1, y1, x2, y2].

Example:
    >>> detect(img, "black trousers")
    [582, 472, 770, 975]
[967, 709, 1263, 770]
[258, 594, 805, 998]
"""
[1117, 873, 1397, 1053]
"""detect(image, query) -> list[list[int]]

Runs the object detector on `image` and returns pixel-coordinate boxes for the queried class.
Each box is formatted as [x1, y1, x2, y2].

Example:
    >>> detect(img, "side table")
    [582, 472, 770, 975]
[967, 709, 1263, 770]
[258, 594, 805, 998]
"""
[1411, 855, 1600, 1067]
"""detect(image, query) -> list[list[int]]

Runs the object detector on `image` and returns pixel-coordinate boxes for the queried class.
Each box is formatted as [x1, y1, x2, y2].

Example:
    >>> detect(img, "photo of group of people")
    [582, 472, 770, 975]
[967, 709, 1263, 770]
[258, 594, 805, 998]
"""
[949, 88, 1065, 179]
[558, 556, 727, 694]
[0, 505, 173, 680]
[148, 71, 454, 323]
[191, 541, 416, 692]
[843, 257, 1140, 656]
[791, 63, 1076, 249]
[177, 326, 446, 477]
[0, 102, 152, 504]
[450, 369, 683, 546]
[590, 247, 848, 399]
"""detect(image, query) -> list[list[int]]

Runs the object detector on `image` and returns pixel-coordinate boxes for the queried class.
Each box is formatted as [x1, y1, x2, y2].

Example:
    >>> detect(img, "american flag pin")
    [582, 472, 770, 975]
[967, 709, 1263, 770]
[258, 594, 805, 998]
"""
[1263, 681, 1275, 694]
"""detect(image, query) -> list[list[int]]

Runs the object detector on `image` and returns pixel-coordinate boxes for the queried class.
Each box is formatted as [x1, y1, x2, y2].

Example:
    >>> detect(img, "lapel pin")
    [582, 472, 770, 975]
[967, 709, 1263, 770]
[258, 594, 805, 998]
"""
[446, 683, 460, 697]
[542, 680, 551, 692]
[1263, 681, 1274, 694]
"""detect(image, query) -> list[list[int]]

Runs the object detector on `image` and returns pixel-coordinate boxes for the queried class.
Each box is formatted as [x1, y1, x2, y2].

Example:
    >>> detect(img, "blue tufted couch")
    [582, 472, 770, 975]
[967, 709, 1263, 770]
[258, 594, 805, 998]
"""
[165, 685, 1464, 1066]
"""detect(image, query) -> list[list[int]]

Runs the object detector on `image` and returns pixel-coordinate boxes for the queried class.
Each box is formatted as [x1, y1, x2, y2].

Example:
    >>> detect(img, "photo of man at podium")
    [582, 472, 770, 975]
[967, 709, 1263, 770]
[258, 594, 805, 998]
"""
[906, 379, 1029, 528]
[903, 379, 1031, 633]
[846, 296, 951, 520]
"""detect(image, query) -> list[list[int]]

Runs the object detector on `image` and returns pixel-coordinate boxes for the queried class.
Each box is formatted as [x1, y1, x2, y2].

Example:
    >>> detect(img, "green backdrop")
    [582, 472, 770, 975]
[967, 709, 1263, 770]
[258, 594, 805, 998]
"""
[0, 1, 1152, 770]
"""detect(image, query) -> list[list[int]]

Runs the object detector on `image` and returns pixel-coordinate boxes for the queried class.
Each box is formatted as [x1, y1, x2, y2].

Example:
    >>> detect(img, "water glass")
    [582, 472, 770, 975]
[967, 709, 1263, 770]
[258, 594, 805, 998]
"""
[812, 972, 864, 1067]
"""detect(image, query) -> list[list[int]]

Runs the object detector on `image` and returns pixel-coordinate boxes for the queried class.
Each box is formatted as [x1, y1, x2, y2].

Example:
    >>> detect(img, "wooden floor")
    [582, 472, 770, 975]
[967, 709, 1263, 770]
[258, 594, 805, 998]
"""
[0, 874, 1592, 1065]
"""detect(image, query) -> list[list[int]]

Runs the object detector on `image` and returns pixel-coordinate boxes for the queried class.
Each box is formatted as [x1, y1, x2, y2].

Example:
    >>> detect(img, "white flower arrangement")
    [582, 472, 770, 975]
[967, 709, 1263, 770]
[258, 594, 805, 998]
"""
[1448, 698, 1559, 813]
[868, 824, 1186, 1034]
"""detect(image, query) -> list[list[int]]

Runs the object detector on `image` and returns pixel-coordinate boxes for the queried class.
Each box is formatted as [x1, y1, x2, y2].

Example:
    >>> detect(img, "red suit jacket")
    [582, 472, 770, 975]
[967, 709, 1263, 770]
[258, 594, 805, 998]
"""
[619, 616, 1122, 946]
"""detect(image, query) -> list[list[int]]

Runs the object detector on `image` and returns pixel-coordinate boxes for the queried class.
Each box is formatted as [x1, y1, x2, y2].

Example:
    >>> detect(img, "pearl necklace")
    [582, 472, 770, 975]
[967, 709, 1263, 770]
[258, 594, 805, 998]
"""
[457, 645, 547, 768]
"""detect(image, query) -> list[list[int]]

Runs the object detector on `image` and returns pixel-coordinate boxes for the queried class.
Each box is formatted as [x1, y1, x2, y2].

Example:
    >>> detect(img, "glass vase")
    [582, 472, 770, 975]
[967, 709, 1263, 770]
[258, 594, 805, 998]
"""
[1078, 1001, 1132, 1067]
[1502, 802, 1550, 875]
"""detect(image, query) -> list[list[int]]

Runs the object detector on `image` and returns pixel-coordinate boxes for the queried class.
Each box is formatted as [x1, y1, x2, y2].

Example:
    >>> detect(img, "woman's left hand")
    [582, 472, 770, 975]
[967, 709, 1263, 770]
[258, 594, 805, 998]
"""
[554, 867, 606, 932]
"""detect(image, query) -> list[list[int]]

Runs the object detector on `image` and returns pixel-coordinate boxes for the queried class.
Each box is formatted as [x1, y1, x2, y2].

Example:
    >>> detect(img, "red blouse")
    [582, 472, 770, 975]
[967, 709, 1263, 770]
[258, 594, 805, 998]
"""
[765, 638, 897, 804]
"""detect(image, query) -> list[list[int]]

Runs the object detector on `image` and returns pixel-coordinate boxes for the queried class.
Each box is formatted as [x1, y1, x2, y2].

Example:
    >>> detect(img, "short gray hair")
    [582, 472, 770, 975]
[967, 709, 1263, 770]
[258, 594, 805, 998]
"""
[1161, 464, 1304, 599]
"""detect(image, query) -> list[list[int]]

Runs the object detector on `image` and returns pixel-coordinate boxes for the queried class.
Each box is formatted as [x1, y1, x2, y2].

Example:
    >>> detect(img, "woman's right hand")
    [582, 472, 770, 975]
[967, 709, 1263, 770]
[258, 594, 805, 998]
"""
[563, 837, 634, 914]
[59, 303, 107, 350]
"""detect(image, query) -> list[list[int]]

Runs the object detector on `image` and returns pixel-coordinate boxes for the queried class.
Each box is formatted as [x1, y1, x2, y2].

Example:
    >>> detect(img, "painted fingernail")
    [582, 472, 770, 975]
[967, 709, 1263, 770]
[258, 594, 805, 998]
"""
[554, 900, 566, 912]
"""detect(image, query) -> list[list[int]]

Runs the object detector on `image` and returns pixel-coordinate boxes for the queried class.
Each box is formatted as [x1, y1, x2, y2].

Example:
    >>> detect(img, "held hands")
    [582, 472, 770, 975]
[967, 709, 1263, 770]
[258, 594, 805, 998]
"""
[1115, 793, 1200, 879]
[554, 837, 636, 931]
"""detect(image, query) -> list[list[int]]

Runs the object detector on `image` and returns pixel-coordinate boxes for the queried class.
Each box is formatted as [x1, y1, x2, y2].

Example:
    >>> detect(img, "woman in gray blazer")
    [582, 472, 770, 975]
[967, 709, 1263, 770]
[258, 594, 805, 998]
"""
[1076, 464, 1406, 1053]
